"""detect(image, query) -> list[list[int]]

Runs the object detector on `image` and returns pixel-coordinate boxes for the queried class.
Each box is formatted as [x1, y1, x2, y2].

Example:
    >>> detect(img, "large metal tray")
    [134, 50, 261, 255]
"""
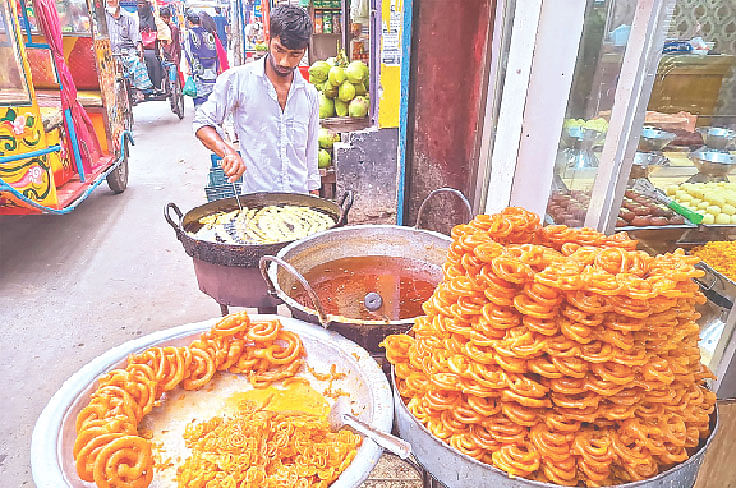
[393, 374, 718, 488]
[31, 316, 393, 488]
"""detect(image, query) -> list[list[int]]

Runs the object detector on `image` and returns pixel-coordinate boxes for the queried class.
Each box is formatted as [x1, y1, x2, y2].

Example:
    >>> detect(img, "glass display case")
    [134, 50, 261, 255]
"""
[480, 0, 736, 400]
[547, 0, 633, 227]
[0, 2, 31, 104]
[542, 0, 736, 235]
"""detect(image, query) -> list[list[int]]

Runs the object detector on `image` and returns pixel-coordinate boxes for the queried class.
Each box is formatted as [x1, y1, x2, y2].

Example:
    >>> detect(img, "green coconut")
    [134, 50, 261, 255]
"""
[318, 148, 332, 168]
[323, 80, 338, 98]
[345, 61, 365, 84]
[308, 61, 331, 82]
[318, 128, 337, 148]
[318, 93, 334, 119]
[335, 98, 349, 117]
[328, 66, 346, 86]
[348, 96, 369, 118]
[338, 80, 356, 102]
[352, 81, 366, 96]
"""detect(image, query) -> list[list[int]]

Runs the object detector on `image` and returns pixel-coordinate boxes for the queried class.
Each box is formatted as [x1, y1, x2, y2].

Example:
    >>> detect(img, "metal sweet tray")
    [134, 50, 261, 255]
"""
[393, 373, 718, 488]
[31, 316, 393, 488]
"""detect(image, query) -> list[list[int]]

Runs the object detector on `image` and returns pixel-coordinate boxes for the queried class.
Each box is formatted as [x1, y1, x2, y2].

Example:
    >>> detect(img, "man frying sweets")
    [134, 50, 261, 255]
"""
[193, 6, 320, 195]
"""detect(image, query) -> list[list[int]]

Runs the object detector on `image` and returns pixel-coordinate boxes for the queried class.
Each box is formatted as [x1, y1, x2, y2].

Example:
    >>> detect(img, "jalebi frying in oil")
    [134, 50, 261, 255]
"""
[382, 207, 716, 487]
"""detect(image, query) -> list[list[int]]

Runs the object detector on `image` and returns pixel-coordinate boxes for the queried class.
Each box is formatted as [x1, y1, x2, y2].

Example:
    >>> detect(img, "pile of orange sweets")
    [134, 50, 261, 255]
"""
[383, 208, 716, 487]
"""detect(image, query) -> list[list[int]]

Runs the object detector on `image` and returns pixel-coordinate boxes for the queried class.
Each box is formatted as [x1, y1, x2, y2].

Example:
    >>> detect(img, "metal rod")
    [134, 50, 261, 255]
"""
[232, 182, 242, 210]
[396, 0, 414, 225]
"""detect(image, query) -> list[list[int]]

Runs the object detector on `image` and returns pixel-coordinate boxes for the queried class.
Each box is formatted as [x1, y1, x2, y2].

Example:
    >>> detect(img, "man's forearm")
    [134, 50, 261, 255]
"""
[195, 126, 237, 158]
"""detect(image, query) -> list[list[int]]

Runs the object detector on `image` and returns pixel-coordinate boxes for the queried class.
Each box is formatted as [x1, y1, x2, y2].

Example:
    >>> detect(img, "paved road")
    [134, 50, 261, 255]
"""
[0, 100, 219, 485]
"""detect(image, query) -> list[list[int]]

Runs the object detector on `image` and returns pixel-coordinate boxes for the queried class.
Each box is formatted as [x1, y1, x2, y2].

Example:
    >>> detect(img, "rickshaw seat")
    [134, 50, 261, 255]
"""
[77, 91, 103, 107]
[34, 88, 103, 108]
[38, 106, 64, 132]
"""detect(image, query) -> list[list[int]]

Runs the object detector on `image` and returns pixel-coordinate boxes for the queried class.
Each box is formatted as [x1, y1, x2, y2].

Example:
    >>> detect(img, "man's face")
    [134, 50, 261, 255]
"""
[137, 0, 145, 9]
[268, 36, 306, 78]
[161, 13, 171, 24]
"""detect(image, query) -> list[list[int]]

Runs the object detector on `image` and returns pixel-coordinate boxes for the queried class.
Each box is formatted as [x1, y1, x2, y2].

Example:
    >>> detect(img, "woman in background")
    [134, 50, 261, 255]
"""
[184, 11, 220, 108]
[137, 0, 163, 91]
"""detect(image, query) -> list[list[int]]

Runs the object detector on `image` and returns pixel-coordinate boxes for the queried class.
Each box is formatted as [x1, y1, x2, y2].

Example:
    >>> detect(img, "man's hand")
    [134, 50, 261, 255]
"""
[221, 151, 246, 182]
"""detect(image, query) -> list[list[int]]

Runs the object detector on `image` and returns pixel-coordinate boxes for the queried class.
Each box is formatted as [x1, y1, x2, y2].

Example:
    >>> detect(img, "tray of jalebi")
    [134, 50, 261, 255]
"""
[382, 208, 719, 488]
[31, 313, 392, 488]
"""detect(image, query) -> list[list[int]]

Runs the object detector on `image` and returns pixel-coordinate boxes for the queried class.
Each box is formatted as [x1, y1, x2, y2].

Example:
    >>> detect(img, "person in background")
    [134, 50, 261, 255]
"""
[213, 7, 229, 49]
[200, 11, 229, 73]
[137, 0, 163, 92]
[183, 11, 220, 108]
[105, 0, 153, 98]
[159, 7, 181, 69]
[193, 6, 320, 195]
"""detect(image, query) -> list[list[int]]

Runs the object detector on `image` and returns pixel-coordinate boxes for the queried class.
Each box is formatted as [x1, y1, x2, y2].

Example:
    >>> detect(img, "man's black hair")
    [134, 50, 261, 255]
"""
[270, 5, 312, 50]
[187, 10, 200, 24]
[159, 6, 171, 17]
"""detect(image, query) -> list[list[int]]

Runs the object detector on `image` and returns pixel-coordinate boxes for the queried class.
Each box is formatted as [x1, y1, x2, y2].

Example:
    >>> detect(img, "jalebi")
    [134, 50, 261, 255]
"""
[176, 400, 362, 488]
[74, 312, 309, 488]
[382, 207, 715, 487]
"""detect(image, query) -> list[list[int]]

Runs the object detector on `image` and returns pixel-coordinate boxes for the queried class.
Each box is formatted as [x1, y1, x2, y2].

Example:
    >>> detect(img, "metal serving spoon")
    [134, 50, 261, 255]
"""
[327, 396, 412, 459]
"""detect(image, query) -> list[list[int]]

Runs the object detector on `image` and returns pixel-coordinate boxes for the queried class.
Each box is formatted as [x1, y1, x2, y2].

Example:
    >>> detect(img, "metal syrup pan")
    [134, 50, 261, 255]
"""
[31, 315, 392, 488]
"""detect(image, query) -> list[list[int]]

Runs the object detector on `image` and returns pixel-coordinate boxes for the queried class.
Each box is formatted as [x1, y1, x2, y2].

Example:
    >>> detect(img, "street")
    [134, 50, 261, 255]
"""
[0, 100, 218, 485]
[0, 100, 420, 487]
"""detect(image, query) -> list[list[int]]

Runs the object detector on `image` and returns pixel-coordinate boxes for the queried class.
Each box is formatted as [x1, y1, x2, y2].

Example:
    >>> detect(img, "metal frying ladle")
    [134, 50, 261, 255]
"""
[232, 181, 242, 211]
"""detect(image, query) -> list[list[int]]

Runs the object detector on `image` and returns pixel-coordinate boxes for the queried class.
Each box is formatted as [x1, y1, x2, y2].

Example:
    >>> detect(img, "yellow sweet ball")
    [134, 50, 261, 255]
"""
[716, 213, 731, 225]
[666, 187, 677, 196]
[702, 214, 715, 225]
[707, 206, 722, 216]
[698, 201, 710, 210]
[731, 215, 736, 225]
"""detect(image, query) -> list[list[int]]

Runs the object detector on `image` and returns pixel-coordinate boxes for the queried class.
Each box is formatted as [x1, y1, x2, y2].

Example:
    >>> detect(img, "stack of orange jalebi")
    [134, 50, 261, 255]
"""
[176, 400, 362, 488]
[74, 312, 305, 488]
[383, 207, 716, 487]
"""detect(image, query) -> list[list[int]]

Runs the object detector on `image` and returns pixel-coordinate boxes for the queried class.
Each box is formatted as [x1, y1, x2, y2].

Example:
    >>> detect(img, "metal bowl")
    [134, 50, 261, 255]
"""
[31, 316, 393, 488]
[260, 188, 469, 354]
[638, 127, 676, 152]
[697, 127, 736, 151]
[688, 151, 735, 179]
[262, 224, 451, 354]
[561, 126, 606, 148]
[393, 374, 718, 488]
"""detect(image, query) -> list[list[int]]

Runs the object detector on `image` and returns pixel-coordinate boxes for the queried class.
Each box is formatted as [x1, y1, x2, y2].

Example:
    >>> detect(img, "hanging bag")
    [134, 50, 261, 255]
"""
[141, 30, 158, 50]
[183, 76, 197, 97]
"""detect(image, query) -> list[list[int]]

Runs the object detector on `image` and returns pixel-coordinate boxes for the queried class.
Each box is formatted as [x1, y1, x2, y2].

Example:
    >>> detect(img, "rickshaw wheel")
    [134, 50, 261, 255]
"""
[171, 77, 184, 120]
[107, 137, 129, 194]
[176, 93, 185, 120]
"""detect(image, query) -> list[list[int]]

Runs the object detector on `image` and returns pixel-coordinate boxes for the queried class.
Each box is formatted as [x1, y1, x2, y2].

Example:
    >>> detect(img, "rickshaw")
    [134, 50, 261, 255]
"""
[0, 0, 133, 215]
[117, 0, 184, 120]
